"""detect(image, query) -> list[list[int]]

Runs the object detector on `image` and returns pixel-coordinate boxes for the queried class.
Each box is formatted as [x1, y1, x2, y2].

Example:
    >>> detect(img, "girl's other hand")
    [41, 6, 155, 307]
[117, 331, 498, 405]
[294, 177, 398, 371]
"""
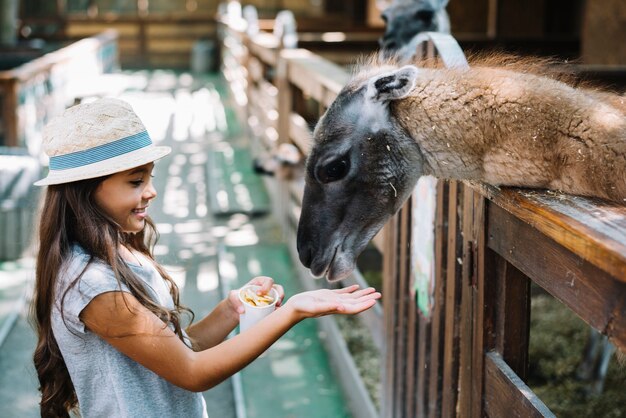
[227, 276, 285, 317]
[285, 285, 381, 320]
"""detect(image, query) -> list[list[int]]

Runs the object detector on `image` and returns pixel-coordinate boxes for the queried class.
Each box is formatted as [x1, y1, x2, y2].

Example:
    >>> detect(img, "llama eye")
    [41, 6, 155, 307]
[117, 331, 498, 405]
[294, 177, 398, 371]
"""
[318, 158, 350, 183]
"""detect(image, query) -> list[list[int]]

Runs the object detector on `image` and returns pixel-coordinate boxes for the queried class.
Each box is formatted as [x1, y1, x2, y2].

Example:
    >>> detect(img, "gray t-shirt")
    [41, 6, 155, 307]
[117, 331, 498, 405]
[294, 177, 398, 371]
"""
[52, 244, 208, 418]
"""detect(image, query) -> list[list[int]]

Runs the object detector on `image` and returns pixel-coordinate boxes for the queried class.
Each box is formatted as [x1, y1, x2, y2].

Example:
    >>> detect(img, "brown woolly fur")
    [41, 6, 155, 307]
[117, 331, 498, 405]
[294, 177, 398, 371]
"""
[355, 51, 626, 99]
[30, 176, 193, 417]
[349, 52, 626, 201]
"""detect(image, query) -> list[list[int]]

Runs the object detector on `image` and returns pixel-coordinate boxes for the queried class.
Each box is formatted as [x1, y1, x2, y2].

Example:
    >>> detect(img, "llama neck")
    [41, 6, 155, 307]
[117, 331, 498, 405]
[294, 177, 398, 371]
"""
[393, 67, 626, 200]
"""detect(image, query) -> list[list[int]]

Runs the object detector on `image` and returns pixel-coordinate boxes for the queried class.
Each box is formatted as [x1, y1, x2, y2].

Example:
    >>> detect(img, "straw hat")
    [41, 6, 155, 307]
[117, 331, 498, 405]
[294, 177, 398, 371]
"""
[34, 98, 171, 186]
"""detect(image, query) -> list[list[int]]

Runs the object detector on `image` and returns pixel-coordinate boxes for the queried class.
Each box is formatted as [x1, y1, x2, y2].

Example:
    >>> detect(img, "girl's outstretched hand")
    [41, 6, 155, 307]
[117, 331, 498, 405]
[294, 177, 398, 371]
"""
[284, 285, 381, 320]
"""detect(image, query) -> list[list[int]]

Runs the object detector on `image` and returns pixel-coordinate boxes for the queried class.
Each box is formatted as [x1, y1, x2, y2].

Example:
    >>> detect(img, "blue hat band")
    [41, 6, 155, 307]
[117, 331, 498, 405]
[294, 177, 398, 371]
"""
[49, 131, 152, 170]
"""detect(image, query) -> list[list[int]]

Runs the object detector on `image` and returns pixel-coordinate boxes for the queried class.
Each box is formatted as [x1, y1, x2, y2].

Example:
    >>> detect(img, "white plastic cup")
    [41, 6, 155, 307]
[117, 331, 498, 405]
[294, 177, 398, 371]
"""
[238, 285, 279, 332]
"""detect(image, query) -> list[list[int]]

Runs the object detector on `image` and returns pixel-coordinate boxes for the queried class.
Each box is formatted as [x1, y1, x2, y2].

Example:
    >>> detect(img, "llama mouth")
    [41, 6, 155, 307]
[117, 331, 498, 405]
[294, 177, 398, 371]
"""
[308, 245, 339, 279]
[321, 246, 339, 279]
[325, 224, 379, 282]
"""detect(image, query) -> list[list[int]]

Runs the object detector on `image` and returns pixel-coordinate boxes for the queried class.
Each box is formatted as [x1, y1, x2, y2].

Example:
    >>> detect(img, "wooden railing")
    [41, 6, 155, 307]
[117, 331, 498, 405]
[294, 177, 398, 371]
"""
[219, 17, 626, 418]
[0, 30, 118, 149]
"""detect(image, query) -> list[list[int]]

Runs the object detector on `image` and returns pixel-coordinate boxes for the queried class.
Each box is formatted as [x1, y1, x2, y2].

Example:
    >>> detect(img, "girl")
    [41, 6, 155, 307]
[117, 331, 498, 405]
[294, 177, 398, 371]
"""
[31, 98, 381, 418]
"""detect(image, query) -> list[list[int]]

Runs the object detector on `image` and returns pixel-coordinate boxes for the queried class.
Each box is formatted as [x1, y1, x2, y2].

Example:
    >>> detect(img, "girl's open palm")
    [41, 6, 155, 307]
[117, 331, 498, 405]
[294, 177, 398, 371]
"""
[285, 285, 381, 319]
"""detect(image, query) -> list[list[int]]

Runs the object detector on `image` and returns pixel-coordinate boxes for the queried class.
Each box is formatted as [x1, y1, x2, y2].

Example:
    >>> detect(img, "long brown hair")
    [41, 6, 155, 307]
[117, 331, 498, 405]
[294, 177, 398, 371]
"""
[31, 175, 192, 417]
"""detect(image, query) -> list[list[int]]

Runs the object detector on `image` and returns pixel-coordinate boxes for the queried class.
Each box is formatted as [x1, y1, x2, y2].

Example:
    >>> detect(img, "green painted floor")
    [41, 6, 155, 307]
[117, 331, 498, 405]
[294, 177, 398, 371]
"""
[0, 70, 352, 418]
[208, 145, 271, 216]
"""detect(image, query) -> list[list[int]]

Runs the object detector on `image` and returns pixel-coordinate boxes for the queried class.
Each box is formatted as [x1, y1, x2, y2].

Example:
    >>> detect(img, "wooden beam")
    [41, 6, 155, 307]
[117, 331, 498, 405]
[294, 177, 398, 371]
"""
[484, 352, 555, 417]
[472, 182, 626, 282]
[488, 203, 626, 352]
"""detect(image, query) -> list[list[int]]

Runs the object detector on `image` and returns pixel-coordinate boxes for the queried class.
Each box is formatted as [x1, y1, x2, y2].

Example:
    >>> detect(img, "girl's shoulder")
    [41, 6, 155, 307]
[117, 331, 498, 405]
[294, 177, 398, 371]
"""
[58, 244, 114, 286]
[64, 243, 107, 269]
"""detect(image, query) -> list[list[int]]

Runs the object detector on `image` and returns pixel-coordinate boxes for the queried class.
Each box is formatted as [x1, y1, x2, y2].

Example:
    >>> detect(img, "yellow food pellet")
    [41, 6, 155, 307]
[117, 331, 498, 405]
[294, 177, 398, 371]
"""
[241, 288, 274, 307]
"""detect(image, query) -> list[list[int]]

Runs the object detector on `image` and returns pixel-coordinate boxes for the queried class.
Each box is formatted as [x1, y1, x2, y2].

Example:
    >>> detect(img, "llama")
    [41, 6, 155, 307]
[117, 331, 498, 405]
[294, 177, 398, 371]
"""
[379, 0, 450, 59]
[296, 57, 626, 282]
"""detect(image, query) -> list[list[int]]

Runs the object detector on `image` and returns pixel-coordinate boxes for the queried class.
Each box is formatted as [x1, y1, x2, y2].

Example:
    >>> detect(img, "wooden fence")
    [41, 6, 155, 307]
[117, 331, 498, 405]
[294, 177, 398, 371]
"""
[0, 30, 118, 150]
[219, 17, 626, 418]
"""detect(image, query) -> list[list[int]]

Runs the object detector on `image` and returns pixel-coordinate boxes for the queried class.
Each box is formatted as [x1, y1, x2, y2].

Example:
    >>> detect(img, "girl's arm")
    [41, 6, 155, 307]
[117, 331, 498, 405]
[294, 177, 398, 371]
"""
[80, 284, 379, 392]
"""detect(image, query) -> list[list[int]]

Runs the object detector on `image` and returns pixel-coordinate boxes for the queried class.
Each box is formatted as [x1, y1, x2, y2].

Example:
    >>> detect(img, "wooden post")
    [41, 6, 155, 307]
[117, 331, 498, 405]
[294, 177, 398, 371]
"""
[427, 180, 449, 418]
[581, 0, 626, 65]
[0, 79, 19, 146]
[382, 211, 399, 418]
[441, 180, 463, 418]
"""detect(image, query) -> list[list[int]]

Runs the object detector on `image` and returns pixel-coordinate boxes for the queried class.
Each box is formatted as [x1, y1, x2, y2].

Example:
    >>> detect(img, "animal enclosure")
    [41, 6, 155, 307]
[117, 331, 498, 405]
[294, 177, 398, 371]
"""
[219, 15, 626, 418]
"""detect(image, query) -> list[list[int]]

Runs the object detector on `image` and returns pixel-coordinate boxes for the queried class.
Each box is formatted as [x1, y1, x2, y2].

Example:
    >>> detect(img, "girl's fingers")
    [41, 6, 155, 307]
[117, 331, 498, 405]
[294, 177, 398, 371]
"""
[334, 286, 378, 298]
[347, 287, 378, 298]
[339, 299, 377, 314]
[341, 291, 381, 305]
[334, 284, 360, 294]
[248, 276, 275, 294]
[259, 280, 274, 295]
[331, 301, 377, 314]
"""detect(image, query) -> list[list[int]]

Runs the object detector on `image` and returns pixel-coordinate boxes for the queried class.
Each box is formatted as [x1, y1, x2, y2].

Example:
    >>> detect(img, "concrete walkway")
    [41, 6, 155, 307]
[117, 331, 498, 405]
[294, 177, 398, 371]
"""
[0, 70, 351, 418]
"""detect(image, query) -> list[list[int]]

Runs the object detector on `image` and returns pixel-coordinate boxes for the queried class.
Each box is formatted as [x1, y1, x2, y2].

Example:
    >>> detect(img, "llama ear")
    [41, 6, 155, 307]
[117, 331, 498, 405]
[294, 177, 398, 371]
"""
[366, 65, 419, 102]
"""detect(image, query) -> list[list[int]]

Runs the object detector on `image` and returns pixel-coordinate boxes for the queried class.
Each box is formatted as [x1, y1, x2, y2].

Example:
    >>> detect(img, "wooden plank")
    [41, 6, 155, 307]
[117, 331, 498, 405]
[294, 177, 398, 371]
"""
[288, 112, 313, 154]
[371, 228, 386, 255]
[248, 90, 278, 130]
[457, 183, 474, 417]
[297, 31, 382, 43]
[257, 80, 278, 108]
[285, 50, 350, 100]
[382, 213, 399, 417]
[247, 33, 279, 66]
[68, 14, 217, 24]
[415, 315, 430, 418]
[484, 352, 555, 418]
[470, 192, 487, 418]
[148, 39, 197, 52]
[276, 54, 292, 146]
[441, 181, 463, 418]
[428, 180, 449, 418]
[493, 254, 531, 379]
[497, 0, 545, 38]
[0, 80, 18, 146]
[472, 182, 626, 282]
[394, 203, 410, 417]
[488, 203, 626, 352]
[247, 56, 264, 83]
[405, 198, 419, 418]
[66, 22, 139, 37]
[145, 23, 216, 37]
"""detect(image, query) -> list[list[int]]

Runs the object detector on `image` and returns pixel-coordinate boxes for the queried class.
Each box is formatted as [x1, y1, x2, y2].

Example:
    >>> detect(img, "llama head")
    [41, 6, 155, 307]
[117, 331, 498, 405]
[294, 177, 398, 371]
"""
[297, 65, 424, 281]
[379, 0, 450, 59]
